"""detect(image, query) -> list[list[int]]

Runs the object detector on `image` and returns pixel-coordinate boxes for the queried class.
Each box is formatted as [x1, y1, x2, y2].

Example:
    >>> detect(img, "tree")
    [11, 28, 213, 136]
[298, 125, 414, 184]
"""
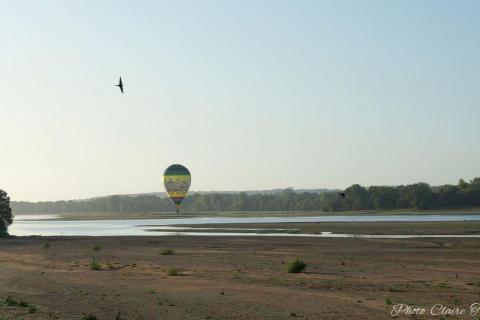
[410, 183, 434, 209]
[436, 185, 462, 207]
[345, 184, 372, 210]
[462, 177, 480, 206]
[0, 190, 13, 236]
[458, 179, 469, 190]
[369, 186, 399, 209]
[471, 177, 480, 186]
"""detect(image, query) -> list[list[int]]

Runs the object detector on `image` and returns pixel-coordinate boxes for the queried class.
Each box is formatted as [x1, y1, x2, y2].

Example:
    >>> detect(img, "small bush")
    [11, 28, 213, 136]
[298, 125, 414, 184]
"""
[4, 296, 18, 306]
[82, 315, 97, 320]
[286, 258, 307, 273]
[93, 245, 101, 252]
[385, 298, 392, 305]
[90, 258, 101, 270]
[3, 297, 36, 311]
[168, 268, 180, 276]
[43, 242, 50, 250]
[160, 249, 175, 255]
[18, 300, 29, 307]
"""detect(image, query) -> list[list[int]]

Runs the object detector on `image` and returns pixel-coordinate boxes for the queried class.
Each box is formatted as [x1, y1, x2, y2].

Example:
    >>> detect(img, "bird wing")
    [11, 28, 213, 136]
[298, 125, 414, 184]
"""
[120, 85, 124, 93]
[119, 77, 123, 85]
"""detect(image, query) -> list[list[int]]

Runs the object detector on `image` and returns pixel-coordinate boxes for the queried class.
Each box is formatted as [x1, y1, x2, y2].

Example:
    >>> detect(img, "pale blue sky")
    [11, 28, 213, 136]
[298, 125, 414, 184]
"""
[1, 0, 479, 201]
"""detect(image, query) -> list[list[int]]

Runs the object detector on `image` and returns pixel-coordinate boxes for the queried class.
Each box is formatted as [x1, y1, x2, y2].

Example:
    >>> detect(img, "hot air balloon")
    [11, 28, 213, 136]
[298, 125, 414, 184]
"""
[163, 164, 191, 213]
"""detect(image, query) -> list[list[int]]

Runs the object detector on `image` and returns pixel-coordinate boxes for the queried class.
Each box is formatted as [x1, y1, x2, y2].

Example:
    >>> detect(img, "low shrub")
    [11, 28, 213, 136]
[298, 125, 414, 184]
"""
[18, 300, 29, 307]
[168, 268, 180, 276]
[160, 249, 175, 255]
[286, 258, 307, 273]
[4, 297, 36, 313]
[4, 296, 18, 306]
[90, 258, 101, 270]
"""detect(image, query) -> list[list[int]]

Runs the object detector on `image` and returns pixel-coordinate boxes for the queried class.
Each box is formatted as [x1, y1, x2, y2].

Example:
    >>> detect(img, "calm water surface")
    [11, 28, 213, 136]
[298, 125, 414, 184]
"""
[8, 214, 480, 238]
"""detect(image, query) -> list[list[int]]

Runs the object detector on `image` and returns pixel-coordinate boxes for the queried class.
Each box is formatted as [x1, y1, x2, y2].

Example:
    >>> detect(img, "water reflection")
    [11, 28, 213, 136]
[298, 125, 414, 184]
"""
[14, 214, 59, 221]
[143, 231, 480, 239]
[8, 214, 480, 238]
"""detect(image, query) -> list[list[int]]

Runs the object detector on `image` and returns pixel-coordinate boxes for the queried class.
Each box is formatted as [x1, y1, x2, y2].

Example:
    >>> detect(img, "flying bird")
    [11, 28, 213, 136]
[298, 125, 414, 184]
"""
[115, 77, 124, 93]
[339, 192, 346, 198]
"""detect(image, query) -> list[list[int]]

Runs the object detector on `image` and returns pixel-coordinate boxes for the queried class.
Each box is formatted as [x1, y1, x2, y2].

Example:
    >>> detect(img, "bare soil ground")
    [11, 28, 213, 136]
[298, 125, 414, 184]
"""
[1, 235, 480, 319]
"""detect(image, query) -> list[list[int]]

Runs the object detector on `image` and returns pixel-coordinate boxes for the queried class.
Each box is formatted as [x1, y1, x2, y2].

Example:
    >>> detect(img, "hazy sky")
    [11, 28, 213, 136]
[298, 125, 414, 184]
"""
[1, 1, 479, 201]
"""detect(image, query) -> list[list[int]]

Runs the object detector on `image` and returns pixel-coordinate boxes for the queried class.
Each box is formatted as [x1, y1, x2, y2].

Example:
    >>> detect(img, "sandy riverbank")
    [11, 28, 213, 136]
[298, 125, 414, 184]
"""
[1, 235, 480, 319]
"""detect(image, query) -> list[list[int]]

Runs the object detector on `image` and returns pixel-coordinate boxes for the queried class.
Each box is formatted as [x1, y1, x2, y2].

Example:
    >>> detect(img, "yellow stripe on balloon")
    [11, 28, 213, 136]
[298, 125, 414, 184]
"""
[163, 175, 191, 198]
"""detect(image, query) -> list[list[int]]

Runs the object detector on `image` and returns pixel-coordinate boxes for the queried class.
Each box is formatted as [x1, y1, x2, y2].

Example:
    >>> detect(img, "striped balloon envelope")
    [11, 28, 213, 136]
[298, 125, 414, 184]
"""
[163, 164, 191, 213]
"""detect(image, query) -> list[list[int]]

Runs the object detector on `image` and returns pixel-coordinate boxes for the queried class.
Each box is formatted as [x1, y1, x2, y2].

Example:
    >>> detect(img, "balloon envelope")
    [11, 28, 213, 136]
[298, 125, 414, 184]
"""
[163, 164, 191, 212]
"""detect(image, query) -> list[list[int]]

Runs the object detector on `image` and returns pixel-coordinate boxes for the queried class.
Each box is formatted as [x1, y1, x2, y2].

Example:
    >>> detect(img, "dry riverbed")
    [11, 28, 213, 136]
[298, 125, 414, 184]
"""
[1, 235, 480, 319]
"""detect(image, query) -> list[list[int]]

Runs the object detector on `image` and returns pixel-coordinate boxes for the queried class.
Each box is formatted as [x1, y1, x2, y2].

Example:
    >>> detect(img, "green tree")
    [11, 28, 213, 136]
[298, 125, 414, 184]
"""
[461, 177, 480, 206]
[345, 184, 372, 210]
[436, 185, 462, 207]
[369, 186, 399, 209]
[396, 185, 412, 208]
[0, 190, 13, 237]
[471, 177, 480, 186]
[410, 183, 434, 209]
[458, 179, 469, 190]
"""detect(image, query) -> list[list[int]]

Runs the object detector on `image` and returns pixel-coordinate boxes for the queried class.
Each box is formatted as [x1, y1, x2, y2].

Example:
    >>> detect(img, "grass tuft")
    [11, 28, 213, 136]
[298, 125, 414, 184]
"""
[286, 258, 307, 273]
[160, 249, 175, 255]
[43, 242, 50, 250]
[3, 297, 36, 312]
[4, 296, 18, 306]
[90, 258, 101, 270]
[93, 245, 101, 252]
[18, 300, 29, 307]
[168, 268, 180, 276]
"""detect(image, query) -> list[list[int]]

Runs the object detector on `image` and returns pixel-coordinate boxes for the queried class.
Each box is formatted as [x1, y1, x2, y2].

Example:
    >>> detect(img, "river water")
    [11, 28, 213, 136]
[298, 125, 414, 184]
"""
[8, 214, 480, 238]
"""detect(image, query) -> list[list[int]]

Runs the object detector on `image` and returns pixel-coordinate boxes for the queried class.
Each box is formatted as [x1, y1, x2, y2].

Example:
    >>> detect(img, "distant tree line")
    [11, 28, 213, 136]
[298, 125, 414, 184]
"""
[11, 177, 480, 214]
